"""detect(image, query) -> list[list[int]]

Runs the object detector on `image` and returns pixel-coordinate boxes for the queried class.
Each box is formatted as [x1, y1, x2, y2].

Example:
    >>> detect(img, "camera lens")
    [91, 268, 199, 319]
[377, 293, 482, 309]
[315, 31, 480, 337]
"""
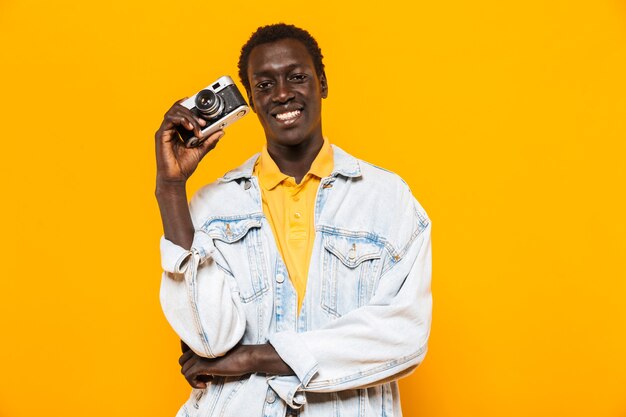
[195, 89, 224, 119]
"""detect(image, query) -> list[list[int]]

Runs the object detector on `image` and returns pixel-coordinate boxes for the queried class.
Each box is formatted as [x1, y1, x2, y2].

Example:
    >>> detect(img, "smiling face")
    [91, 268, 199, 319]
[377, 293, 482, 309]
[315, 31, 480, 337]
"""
[246, 38, 328, 150]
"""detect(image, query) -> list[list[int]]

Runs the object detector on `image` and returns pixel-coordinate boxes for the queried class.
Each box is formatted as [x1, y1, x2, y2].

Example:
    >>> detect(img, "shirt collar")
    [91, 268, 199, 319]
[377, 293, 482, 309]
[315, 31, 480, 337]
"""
[221, 140, 360, 183]
[255, 138, 334, 191]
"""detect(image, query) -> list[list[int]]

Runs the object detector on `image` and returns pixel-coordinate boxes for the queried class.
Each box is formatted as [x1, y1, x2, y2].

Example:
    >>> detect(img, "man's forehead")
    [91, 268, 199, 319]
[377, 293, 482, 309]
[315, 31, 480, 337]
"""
[248, 38, 315, 74]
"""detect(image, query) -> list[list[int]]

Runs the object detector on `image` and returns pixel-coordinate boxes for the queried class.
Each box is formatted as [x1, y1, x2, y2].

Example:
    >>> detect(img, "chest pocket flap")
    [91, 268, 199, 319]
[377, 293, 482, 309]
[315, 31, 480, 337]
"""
[323, 234, 383, 268]
[203, 217, 263, 243]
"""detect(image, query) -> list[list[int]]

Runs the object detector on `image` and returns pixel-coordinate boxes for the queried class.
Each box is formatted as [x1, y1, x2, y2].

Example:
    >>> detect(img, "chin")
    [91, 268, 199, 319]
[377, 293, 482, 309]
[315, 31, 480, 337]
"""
[264, 127, 313, 147]
[258, 112, 323, 148]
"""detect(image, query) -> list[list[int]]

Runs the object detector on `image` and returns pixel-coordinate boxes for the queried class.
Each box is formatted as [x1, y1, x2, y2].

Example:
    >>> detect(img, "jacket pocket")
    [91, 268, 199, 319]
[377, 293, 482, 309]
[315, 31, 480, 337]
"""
[321, 233, 384, 317]
[203, 216, 270, 303]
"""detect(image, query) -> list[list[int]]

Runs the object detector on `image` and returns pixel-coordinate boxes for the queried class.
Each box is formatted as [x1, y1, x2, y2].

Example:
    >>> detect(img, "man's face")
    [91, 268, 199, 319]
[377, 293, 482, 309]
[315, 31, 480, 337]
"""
[246, 38, 328, 148]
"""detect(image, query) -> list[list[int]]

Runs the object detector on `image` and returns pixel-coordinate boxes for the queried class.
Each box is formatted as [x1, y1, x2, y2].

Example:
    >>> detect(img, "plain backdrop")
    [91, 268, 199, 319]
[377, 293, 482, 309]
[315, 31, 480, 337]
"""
[1, 1, 625, 416]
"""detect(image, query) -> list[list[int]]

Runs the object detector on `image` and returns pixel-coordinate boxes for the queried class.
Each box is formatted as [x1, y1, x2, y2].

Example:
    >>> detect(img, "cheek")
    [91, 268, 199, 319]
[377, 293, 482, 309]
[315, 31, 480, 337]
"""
[257, 111, 274, 127]
[254, 96, 271, 113]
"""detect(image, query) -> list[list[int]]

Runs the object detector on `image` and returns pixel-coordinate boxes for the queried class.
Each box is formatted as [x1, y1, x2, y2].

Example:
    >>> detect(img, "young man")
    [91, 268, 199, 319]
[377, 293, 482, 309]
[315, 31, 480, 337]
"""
[155, 24, 432, 417]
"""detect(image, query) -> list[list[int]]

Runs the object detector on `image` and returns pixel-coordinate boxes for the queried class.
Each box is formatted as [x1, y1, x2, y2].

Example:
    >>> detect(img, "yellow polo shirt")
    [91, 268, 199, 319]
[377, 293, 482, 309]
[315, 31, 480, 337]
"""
[254, 139, 334, 313]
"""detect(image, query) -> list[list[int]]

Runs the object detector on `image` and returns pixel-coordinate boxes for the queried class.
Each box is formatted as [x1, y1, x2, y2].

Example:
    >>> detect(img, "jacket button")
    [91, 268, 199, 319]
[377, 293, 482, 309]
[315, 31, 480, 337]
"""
[349, 243, 356, 259]
[276, 273, 285, 283]
[266, 391, 276, 404]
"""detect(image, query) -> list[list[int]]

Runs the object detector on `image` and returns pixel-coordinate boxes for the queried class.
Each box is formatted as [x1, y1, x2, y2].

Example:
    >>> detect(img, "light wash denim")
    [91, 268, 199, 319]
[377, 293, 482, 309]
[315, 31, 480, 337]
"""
[160, 145, 432, 417]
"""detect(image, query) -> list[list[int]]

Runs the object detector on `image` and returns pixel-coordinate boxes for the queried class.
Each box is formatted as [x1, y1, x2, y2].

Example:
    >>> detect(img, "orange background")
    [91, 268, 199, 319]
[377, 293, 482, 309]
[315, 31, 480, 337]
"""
[1, 1, 625, 416]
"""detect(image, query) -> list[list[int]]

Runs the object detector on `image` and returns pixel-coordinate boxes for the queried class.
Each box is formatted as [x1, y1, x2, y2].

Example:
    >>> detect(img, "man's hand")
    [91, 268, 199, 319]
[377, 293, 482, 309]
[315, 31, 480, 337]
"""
[154, 101, 224, 249]
[179, 343, 252, 389]
[179, 341, 294, 389]
[155, 100, 224, 184]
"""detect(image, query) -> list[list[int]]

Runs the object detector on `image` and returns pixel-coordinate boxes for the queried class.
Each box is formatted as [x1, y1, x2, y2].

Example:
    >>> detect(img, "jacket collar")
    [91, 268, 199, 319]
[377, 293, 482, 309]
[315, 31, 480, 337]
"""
[220, 144, 361, 183]
[255, 138, 333, 190]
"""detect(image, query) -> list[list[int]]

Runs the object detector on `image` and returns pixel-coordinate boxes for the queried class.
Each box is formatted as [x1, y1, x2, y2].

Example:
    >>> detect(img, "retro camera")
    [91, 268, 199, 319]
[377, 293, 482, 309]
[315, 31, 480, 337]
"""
[176, 76, 250, 147]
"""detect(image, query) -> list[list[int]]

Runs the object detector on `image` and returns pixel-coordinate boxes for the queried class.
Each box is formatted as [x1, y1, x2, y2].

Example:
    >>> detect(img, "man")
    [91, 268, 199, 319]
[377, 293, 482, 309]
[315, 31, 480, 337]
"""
[155, 23, 432, 417]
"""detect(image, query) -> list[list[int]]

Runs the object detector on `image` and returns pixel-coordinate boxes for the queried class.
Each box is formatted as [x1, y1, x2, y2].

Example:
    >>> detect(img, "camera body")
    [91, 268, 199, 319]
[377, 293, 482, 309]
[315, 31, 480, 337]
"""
[176, 76, 250, 147]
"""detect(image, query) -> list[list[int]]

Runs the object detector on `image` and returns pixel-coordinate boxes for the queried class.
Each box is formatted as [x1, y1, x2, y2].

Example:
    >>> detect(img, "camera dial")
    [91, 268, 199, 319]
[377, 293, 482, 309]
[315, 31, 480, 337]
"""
[195, 89, 224, 119]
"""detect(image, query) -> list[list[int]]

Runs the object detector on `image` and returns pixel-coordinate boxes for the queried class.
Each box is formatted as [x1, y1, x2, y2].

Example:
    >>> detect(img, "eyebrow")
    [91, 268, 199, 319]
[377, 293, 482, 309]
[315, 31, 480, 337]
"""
[252, 63, 304, 78]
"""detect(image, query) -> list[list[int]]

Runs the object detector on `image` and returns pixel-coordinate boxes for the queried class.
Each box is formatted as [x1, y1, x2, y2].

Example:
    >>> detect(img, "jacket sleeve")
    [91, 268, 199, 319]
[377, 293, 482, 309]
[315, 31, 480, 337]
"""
[267, 220, 432, 408]
[158, 187, 247, 358]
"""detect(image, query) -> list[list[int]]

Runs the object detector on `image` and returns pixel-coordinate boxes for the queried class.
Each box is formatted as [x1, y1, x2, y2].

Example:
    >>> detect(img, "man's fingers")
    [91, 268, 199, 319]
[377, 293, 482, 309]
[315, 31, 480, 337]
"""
[164, 113, 197, 132]
[172, 100, 206, 124]
[182, 358, 214, 389]
[205, 130, 225, 143]
[182, 366, 208, 389]
[181, 352, 212, 376]
[179, 348, 195, 367]
[194, 374, 213, 389]
[179, 114, 205, 139]
[159, 101, 216, 148]
[191, 380, 207, 389]
[196, 130, 225, 156]
[171, 102, 207, 131]
[158, 100, 205, 138]
[181, 356, 196, 375]
[185, 361, 213, 389]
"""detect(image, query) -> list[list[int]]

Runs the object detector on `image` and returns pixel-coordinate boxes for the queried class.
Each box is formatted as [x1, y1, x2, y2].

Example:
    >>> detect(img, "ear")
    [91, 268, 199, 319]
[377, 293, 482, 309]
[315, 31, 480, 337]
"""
[246, 89, 256, 113]
[320, 72, 328, 99]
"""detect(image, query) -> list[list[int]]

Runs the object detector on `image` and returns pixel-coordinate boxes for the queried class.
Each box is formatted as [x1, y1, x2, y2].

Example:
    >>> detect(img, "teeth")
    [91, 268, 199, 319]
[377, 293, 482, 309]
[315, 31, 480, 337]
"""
[275, 110, 301, 121]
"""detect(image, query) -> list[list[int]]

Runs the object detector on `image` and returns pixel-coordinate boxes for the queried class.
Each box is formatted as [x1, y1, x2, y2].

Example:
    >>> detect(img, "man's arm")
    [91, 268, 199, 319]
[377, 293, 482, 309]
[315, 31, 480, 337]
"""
[155, 99, 222, 249]
[179, 342, 294, 389]
[156, 101, 247, 358]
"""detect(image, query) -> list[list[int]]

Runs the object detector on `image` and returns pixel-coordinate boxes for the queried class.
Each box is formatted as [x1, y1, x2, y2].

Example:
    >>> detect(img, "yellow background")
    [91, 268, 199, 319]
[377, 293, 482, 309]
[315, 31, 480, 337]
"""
[1, 0, 625, 416]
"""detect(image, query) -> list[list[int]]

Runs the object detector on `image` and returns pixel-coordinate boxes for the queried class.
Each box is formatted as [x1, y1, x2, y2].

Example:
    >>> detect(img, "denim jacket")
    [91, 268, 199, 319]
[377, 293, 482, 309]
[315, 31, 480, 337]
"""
[160, 145, 432, 417]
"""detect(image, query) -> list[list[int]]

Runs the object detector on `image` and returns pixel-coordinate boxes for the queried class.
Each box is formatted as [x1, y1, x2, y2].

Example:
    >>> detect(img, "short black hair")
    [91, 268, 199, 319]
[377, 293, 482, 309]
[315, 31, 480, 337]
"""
[238, 23, 325, 91]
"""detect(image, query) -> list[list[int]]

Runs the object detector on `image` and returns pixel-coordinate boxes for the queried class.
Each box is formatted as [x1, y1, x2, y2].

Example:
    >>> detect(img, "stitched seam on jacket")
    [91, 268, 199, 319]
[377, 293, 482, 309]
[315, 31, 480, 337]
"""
[304, 343, 427, 390]
[186, 250, 213, 357]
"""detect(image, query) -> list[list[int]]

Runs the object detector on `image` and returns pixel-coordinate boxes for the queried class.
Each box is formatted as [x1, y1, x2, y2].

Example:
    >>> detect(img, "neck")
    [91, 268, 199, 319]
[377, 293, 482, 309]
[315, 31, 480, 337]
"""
[266, 135, 324, 184]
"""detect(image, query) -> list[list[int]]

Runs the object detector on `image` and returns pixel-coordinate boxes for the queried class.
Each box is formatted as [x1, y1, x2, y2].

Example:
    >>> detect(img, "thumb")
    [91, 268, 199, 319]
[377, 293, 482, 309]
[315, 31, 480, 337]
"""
[196, 130, 225, 158]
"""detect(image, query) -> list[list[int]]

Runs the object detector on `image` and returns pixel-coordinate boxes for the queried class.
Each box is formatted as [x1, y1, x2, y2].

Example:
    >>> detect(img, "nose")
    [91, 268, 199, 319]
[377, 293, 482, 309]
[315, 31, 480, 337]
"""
[271, 79, 294, 103]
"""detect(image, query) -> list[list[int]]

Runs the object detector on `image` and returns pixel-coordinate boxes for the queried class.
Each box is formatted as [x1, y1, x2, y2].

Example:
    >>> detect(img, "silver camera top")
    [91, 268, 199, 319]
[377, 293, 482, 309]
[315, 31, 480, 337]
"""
[179, 76, 235, 110]
[177, 75, 250, 148]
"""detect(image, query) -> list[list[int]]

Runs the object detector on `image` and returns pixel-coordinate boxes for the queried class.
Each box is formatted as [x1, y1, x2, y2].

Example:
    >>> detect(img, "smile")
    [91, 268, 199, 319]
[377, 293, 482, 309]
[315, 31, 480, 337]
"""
[273, 109, 302, 124]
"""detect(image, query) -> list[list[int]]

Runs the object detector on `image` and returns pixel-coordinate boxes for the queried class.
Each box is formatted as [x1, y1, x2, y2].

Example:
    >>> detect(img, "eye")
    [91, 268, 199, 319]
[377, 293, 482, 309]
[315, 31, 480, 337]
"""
[289, 73, 308, 82]
[255, 81, 273, 90]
